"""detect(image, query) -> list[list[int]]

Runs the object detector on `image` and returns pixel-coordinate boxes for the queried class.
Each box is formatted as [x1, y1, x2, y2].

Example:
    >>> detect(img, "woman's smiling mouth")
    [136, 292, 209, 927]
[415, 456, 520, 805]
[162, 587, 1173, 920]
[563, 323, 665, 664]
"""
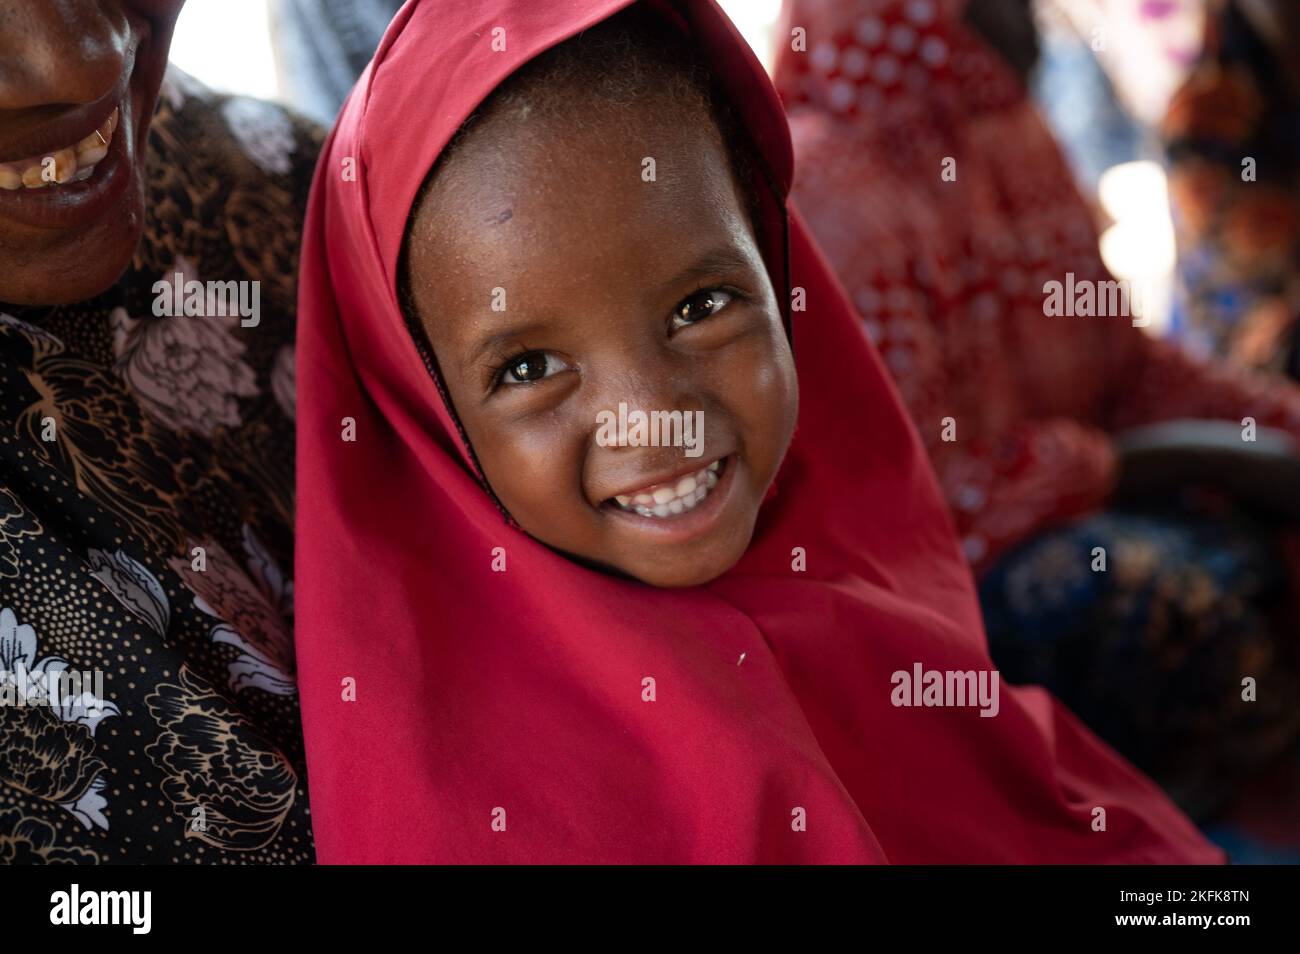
[0, 25, 144, 236]
[0, 106, 119, 189]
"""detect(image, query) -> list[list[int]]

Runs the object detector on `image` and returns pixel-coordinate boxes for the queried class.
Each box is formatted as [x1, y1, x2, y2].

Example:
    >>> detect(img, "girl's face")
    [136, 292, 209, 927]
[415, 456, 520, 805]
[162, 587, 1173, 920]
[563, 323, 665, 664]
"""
[405, 99, 798, 587]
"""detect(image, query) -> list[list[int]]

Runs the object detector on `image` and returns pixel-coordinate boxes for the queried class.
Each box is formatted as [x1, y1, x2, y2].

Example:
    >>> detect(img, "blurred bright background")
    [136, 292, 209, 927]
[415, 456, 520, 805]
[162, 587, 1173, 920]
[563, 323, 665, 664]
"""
[170, 0, 782, 101]
[170, 0, 279, 100]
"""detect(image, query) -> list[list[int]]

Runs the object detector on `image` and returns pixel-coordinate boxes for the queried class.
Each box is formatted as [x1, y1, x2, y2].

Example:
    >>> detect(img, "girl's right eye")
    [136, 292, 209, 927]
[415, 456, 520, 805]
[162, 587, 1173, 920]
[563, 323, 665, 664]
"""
[497, 351, 561, 387]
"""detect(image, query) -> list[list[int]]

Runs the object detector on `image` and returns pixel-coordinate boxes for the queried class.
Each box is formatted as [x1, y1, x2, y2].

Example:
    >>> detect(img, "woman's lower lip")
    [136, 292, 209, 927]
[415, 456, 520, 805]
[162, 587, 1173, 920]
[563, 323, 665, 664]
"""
[603, 455, 738, 542]
[0, 103, 133, 232]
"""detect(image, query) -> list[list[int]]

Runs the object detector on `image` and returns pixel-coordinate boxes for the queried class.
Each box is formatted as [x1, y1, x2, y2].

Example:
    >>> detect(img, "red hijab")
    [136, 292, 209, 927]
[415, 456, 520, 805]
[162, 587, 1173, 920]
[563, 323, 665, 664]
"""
[295, 0, 1220, 863]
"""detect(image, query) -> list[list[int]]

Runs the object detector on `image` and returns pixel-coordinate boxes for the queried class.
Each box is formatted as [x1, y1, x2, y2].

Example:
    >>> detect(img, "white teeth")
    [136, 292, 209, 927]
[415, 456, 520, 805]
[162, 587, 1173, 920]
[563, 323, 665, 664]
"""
[0, 106, 119, 191]
[680, 486, 707, 511]
[609, 458, 727, 519]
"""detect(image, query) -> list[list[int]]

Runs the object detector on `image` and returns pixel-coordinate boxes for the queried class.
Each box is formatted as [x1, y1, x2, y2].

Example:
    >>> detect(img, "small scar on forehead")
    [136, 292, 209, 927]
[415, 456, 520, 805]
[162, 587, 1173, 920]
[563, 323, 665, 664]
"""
[487, 208, 513, 225]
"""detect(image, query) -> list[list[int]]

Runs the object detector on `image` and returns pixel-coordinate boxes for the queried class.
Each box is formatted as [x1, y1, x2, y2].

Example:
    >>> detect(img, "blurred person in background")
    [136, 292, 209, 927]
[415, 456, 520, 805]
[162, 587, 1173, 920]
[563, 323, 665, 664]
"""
[775, 0, 1300, 857]
[268, 0, 404, 124]
[1161, 0, 1300, 379]
[1031, 2, 1143, 209]
[1039, 0, 1300, 378]
[0, 0, 319, 862]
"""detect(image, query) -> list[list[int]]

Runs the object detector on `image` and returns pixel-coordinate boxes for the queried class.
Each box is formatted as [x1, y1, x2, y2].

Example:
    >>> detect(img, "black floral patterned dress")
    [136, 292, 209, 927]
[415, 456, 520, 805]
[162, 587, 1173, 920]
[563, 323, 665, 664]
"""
[0, 67, 322, 864]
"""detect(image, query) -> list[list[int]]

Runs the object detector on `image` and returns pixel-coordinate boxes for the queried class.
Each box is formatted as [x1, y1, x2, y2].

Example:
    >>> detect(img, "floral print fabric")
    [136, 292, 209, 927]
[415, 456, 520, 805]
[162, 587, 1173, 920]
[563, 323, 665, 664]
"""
[0, 68, 322, 863]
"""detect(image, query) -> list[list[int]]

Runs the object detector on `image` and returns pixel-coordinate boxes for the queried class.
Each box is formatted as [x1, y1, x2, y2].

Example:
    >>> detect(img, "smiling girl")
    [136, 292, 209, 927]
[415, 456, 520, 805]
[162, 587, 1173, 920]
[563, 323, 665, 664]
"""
[294, 0, 1221, 863]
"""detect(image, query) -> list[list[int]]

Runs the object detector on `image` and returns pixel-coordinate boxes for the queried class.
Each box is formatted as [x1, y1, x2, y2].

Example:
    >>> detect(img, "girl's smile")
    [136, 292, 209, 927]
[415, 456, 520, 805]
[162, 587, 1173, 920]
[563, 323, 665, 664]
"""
[599, 454, 737, 545]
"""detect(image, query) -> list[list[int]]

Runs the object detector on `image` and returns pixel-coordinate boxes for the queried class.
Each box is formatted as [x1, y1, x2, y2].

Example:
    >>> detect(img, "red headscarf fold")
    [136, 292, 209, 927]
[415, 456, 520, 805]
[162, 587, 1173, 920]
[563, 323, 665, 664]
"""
[295, 0, 1220, 863]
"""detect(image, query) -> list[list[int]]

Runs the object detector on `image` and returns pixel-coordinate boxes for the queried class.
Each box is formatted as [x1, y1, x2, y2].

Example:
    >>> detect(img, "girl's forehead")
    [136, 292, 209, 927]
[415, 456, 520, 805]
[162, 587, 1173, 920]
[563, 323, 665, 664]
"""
[411, 150, 763, 361]
[415, 99, 740, 253]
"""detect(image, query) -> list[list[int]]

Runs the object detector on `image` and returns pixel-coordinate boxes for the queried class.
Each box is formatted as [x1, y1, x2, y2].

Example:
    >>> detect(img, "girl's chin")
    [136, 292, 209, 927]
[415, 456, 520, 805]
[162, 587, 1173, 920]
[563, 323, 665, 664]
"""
[549, 543, 741, 588]
[611, 525, 757, 588]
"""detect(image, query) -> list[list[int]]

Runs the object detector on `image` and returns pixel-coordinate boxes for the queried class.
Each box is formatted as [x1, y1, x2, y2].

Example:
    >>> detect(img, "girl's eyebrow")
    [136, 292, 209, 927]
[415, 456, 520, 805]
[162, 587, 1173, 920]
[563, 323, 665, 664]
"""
[653, 245, 756, 299]
[462, 319, 552, 374]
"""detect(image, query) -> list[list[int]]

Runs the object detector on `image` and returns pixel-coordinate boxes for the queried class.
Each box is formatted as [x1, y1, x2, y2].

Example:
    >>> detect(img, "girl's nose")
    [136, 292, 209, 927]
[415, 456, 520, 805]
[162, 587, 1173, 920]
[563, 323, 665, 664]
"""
[586, 350, 710, 457]
[591, 346, 703, 424]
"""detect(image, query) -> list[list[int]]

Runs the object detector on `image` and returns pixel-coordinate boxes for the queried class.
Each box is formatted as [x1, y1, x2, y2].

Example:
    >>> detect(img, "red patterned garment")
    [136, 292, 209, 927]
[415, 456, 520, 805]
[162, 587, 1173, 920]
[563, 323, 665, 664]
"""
[774, 0, 1300, 572]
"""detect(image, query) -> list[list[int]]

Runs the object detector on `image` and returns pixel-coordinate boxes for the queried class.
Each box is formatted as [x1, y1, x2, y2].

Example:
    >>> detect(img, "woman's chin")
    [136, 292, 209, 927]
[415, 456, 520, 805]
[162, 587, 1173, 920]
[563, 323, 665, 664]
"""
[0, 192, 143, 305]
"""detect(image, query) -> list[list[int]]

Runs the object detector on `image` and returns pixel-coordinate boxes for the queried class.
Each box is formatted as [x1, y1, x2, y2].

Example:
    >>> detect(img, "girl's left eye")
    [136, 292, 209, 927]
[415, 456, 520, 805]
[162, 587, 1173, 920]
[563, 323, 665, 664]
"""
[671, 288, 735, 329]
[496, 351, 564, 387]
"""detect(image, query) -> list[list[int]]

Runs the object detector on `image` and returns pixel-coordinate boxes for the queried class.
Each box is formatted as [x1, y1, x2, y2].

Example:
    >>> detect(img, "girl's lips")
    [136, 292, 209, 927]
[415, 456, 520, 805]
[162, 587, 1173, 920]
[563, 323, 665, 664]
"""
[608, 456, 724, 508]
[602, 454, 739, 543]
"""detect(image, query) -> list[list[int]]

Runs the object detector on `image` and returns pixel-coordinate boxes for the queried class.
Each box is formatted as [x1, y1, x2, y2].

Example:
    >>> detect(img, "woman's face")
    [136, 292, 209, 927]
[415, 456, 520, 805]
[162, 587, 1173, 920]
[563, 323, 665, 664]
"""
[0, 0, 184, 305]
[406, 100, 799, 588]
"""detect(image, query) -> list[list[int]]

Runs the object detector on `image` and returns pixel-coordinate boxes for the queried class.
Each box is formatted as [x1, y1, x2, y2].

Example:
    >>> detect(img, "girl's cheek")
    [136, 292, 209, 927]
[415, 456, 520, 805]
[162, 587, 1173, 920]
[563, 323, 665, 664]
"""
[748, 339, 797, 418]
[752, 348, 799, 463]
[493, 418, 585, 505]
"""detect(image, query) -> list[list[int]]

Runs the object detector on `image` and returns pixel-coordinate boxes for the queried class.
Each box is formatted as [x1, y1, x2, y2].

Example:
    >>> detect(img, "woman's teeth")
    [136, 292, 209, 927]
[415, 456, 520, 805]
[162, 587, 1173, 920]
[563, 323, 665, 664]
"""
[0, 107, 119, 191]
[611, 459, 723, 518]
